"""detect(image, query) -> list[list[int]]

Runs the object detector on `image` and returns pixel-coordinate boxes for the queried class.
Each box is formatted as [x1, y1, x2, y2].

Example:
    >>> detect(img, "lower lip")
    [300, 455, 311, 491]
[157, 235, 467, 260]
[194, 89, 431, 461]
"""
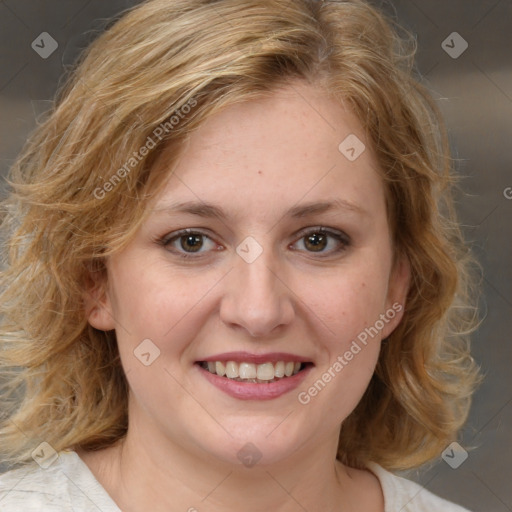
[197, 364, 312, 401]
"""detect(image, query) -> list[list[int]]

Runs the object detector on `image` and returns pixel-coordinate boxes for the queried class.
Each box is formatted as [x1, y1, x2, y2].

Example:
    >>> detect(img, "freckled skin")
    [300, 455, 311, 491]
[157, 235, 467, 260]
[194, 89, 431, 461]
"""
[84, 82, 410, 512]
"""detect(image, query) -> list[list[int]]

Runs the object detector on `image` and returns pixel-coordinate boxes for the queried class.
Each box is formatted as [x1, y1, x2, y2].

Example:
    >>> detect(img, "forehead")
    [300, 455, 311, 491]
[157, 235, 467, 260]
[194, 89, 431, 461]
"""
[149, 82, 386, 223]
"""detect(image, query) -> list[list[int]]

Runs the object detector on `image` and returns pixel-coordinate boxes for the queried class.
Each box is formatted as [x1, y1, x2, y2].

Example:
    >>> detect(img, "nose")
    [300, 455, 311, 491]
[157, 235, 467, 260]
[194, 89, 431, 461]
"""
[219, 249, 295, 338]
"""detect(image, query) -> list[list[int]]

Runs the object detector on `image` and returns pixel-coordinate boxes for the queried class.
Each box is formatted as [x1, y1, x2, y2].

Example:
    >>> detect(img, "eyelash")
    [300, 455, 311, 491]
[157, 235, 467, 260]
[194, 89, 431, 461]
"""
[158, 227, 351, 261]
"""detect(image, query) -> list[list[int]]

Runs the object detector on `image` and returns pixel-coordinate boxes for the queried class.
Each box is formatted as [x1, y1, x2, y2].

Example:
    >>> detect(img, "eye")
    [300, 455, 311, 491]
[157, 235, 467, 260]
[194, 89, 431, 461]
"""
[158, 226, 350, 260]
[291, 227, 350, 256]
[161, 229, 220, 259]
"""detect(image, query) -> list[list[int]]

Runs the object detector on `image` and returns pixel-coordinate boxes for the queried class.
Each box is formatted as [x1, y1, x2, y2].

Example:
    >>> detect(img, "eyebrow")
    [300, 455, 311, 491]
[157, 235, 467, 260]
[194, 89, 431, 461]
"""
[153, 198, 368, 220]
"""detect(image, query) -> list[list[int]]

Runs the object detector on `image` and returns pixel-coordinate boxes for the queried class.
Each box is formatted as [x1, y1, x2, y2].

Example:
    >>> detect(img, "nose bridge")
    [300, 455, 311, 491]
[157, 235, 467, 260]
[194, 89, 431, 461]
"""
[220, 243, 294, 337]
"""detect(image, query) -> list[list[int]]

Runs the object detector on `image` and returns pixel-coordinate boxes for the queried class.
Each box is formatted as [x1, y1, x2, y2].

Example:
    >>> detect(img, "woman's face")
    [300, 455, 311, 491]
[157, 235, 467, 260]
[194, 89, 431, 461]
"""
[88, 82, 409, 467]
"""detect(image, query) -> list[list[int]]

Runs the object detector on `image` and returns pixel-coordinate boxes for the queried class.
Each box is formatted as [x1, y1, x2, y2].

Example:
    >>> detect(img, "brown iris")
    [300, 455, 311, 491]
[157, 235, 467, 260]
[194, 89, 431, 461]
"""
[180, 234, 203, 252]
[304, 232, 328, 252]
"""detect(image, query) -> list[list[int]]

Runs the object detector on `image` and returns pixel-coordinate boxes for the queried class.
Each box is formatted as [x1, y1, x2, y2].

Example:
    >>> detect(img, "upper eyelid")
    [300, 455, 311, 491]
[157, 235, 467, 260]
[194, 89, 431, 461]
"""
[294, 226, 349, 241]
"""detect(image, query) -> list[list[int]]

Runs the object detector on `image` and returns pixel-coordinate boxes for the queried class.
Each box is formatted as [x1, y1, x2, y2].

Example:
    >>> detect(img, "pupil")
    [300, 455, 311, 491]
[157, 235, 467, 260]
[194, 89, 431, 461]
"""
[181, 234, 202, 252]
[305, 233, 327, 252]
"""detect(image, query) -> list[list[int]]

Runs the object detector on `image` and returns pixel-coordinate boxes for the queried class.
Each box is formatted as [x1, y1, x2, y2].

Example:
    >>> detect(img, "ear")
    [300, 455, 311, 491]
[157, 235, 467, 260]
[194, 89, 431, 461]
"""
[83, 265, 116, 331]
[381, 253, 411, 339]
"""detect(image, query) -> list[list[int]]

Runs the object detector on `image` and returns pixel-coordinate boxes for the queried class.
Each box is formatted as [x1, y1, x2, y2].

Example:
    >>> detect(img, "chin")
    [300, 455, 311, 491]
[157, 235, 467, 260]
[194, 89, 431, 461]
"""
[189, 418, 307, 469]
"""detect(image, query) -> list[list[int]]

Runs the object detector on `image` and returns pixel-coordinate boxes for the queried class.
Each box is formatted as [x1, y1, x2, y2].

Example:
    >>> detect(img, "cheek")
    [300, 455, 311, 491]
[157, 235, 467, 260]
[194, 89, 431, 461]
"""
[107, 259, 220, 363]
[109, 257, 209, 324]
[297, 269, 386, 420]
[303, 260, 391, 342]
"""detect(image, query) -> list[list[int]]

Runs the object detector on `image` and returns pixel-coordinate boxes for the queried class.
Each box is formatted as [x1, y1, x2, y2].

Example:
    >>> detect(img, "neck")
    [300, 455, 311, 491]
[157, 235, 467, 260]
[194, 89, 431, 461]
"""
[77, 407, 383, 512]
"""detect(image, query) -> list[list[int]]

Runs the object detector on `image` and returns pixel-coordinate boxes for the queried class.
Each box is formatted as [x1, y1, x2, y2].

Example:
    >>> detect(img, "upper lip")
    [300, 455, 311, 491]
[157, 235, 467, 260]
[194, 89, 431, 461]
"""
[198, 351, 313, 364]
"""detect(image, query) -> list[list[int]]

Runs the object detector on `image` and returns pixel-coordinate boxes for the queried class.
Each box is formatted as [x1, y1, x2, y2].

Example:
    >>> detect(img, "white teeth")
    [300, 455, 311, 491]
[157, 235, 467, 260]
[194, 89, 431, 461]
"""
[225, 361, 238, 379]
[203, 360, 305, 381]
[256, 363, 274, 381]
[274, 361, 285, 378]
[239, 362, 257, 379]
[215, 361, 226, 377]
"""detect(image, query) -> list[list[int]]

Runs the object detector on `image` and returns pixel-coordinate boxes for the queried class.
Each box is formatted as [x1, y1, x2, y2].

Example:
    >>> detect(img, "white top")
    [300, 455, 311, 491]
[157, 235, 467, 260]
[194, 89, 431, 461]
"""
[0, 450, 472, 511]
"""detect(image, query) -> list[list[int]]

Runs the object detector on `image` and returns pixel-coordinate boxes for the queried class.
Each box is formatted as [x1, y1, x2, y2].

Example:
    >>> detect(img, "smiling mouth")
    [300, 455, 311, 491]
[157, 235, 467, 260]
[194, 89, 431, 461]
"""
[198, 361, 311, 384]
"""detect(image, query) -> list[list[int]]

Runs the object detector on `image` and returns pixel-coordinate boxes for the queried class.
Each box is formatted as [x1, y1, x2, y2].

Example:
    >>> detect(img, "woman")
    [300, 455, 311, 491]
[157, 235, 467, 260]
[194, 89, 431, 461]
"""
[0, 0, 481, 510]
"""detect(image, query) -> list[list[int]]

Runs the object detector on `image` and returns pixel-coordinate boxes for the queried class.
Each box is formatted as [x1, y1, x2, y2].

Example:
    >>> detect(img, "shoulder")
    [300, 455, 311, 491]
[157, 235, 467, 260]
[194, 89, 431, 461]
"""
[366, 462, 473, 512]
[0, 456, 71, 511]
[0, 450, 121, 511]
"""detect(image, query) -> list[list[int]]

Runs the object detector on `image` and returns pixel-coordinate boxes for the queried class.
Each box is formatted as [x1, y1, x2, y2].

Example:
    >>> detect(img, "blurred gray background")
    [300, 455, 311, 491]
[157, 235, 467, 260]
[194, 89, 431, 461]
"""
[0, 1, 511, 511]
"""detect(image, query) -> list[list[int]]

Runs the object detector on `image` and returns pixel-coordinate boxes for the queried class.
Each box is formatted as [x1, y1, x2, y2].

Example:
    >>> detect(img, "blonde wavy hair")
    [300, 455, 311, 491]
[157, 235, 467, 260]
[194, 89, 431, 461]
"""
[0, 0, 481, 471]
